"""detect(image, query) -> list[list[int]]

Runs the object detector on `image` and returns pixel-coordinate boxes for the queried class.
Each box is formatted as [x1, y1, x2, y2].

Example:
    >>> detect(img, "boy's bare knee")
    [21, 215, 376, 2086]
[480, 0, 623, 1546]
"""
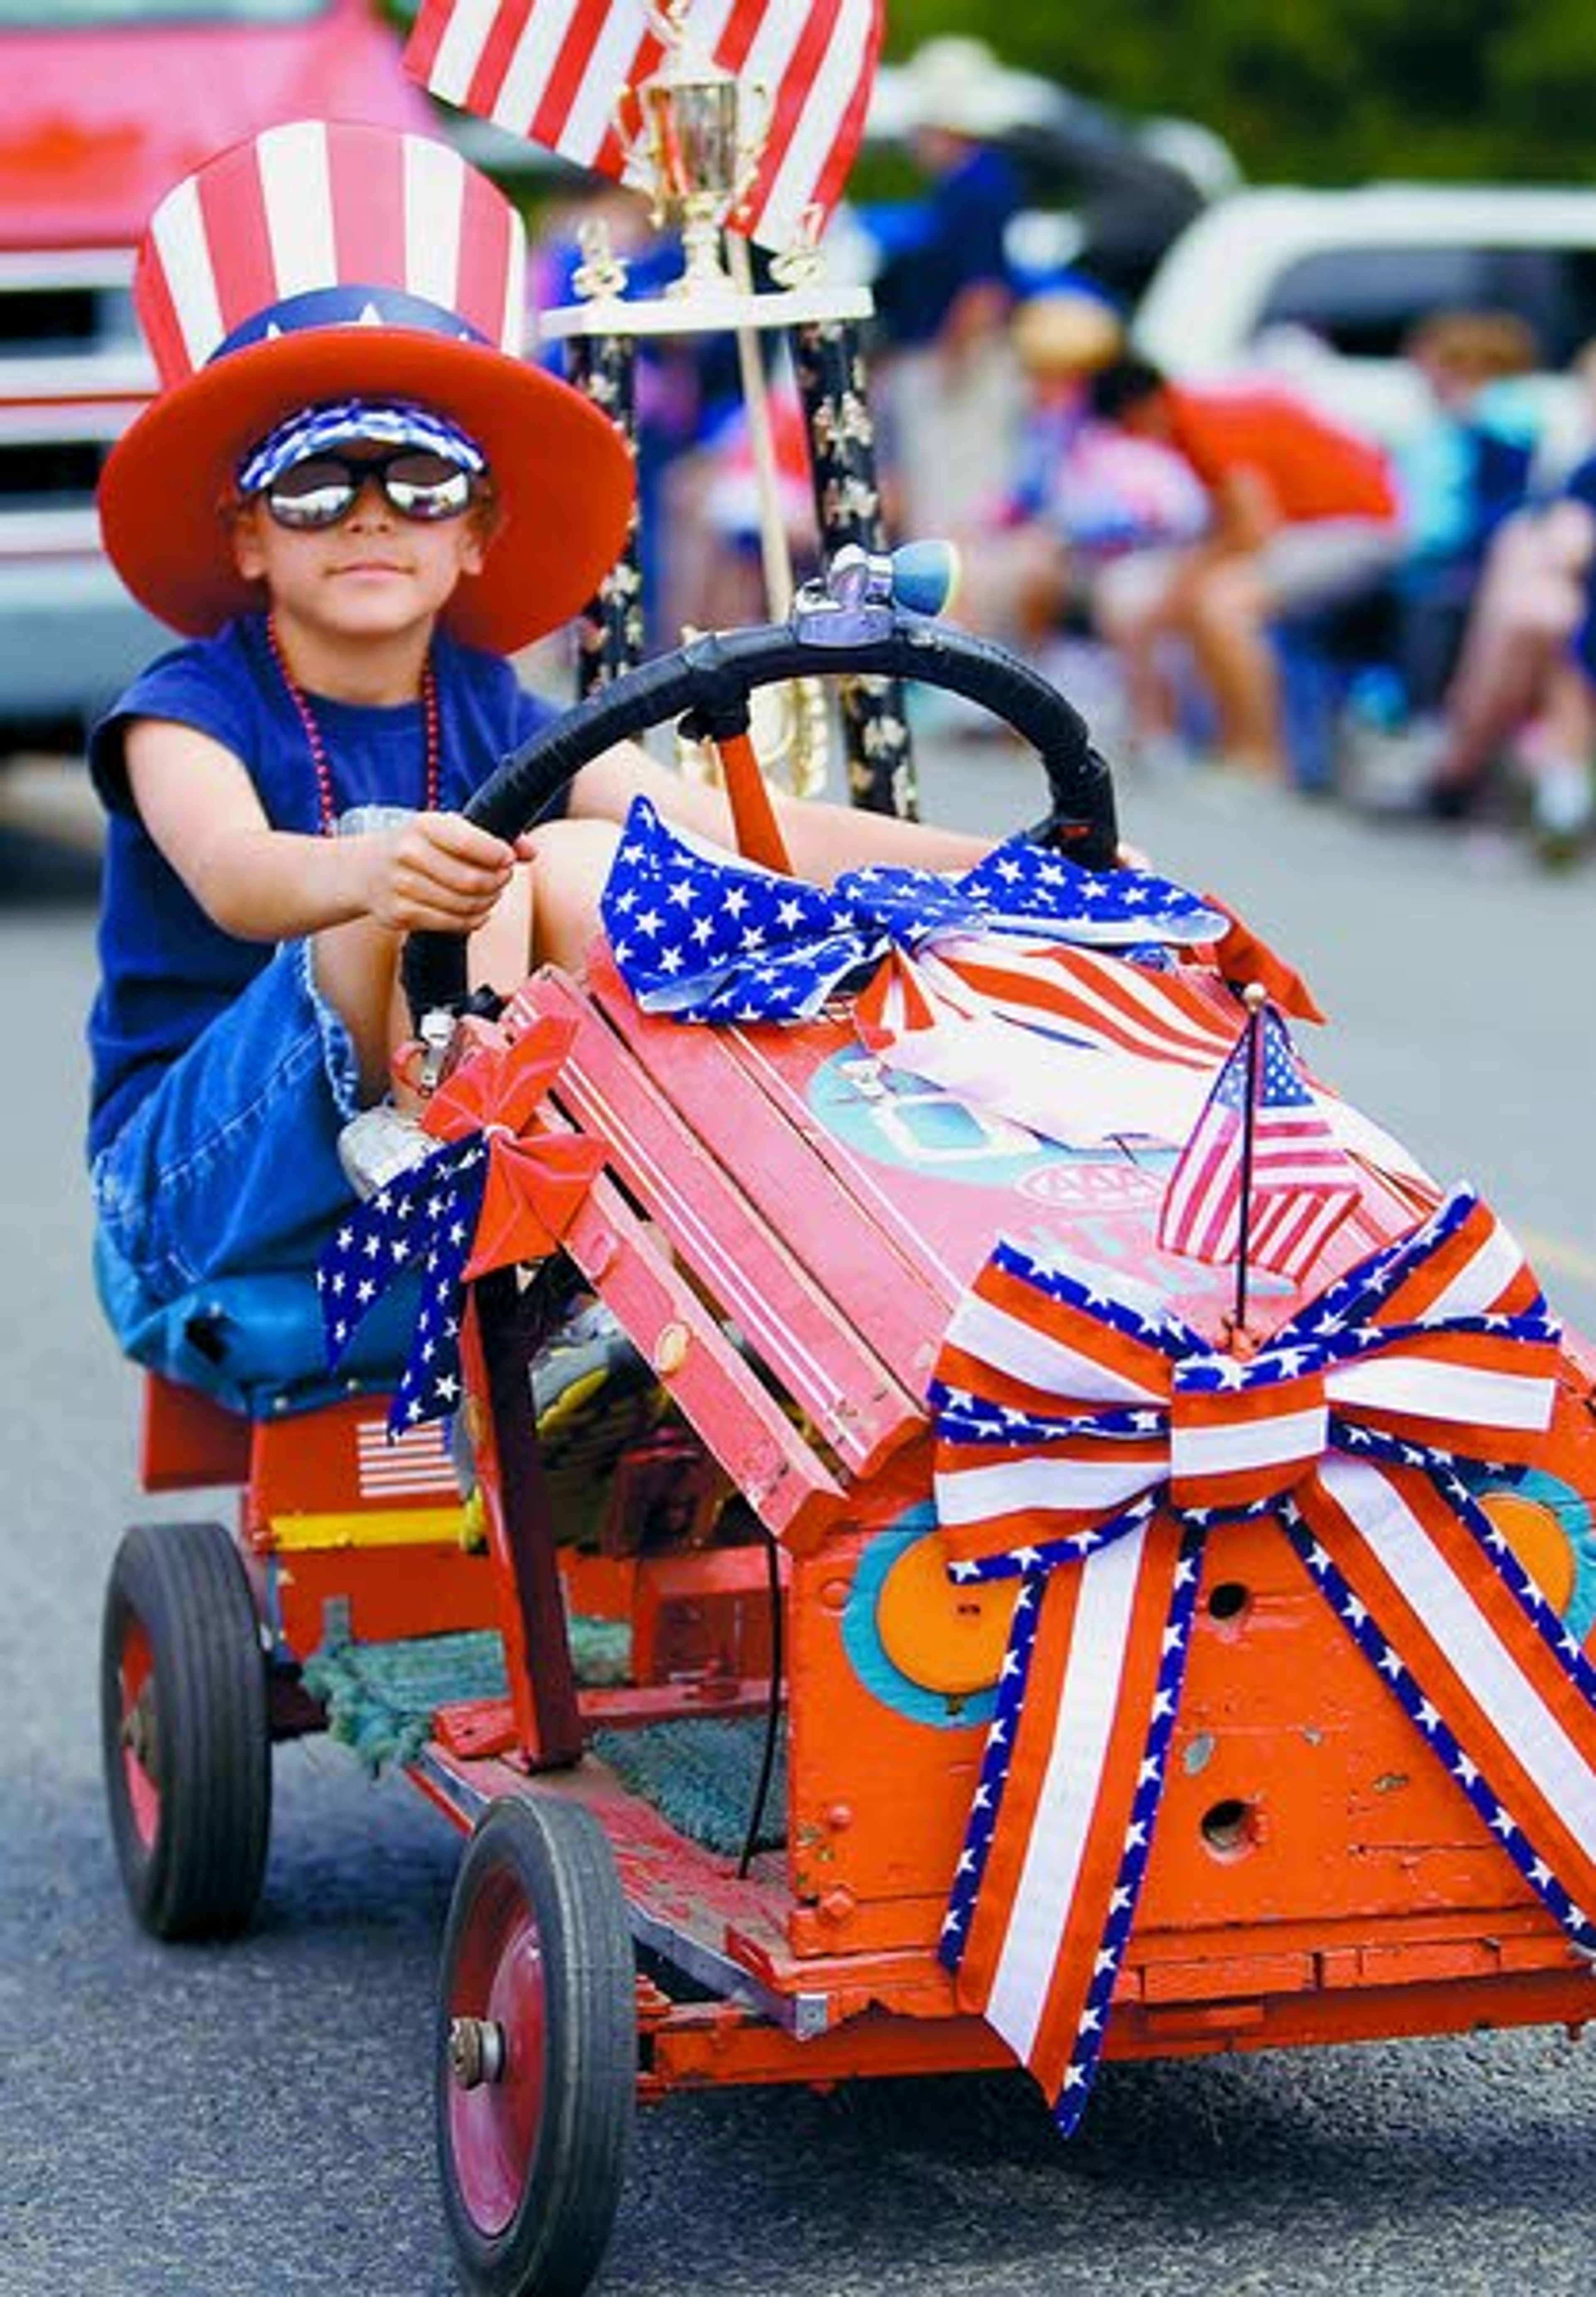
[528, 817, 622, 972]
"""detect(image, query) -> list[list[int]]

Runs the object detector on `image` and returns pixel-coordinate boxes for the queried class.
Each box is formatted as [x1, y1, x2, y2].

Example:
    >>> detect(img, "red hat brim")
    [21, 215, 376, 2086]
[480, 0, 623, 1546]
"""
[97, 327, 634, 654]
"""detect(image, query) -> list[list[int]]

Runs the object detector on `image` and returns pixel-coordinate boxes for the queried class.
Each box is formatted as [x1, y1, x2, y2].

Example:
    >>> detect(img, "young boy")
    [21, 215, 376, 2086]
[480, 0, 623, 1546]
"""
[88, 120, 991, 1380]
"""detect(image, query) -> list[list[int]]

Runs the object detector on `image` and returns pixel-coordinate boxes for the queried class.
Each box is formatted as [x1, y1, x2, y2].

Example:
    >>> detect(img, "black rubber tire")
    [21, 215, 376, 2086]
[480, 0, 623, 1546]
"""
[436, 1794, 635, 2297]
[99, 1518, 271, 1941]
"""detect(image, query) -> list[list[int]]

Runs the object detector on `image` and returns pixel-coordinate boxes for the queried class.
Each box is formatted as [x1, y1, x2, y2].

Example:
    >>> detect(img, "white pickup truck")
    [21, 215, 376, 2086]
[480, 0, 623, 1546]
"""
[1131, 181, 1596, 453]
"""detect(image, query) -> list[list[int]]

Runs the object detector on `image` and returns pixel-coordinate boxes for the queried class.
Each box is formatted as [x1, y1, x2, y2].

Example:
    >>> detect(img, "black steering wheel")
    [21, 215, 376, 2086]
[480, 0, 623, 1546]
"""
[402, 603, 1118, 1024]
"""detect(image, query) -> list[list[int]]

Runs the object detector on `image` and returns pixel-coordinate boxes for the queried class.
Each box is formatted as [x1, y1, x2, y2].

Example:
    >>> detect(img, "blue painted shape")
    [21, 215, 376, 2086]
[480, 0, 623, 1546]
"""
[840, 1506, 1002, 1730]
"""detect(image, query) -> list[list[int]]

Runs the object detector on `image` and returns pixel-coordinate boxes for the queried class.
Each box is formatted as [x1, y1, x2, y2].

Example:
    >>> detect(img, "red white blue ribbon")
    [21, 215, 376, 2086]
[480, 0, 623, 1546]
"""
[929, 1185, 1596, 2129]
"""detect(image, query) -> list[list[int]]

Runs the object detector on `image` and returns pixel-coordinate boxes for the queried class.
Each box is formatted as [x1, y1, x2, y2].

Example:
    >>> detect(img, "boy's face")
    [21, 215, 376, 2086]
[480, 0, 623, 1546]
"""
[229, 456, 493, 642]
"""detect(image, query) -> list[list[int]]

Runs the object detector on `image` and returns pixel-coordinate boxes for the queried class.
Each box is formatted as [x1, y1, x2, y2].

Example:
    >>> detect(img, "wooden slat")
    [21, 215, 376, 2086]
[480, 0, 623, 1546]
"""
[560, 1167, 846, 1553]
[525, 971, 929, 1481]
[571, 956, 958, 1396]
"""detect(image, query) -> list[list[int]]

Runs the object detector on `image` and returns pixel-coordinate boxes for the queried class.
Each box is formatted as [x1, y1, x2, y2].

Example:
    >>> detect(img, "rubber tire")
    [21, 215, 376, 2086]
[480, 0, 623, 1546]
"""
[436, 1795, 635, 2297]
[100, 1519, 271, 1941]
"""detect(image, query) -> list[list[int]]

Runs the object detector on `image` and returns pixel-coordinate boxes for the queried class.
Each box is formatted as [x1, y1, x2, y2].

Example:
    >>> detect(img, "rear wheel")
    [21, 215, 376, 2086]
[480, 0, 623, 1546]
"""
[100, 1518, 271, 1940]
[436, 1794, 635, 2297]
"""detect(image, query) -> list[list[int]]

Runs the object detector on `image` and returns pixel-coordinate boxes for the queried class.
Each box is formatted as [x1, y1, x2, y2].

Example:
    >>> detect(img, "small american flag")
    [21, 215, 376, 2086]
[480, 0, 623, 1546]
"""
[1157, 1002, 1360, 1283]
[404, 0, 884, 254]
[355, 1418, 459, 1500]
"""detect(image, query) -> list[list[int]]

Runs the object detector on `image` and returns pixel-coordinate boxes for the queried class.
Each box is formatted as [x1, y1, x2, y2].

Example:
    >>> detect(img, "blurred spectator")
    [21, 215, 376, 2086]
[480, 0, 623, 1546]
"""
[1405, 451, 1596, 856]
[657, 384, 818, 637]
[1384, 308, 1540, 713]
[866, 35, 1030, 537]
[1085, 355, 1402, 778]
[956, 287, 1207, 658]
[1360, 333, 1596, 858]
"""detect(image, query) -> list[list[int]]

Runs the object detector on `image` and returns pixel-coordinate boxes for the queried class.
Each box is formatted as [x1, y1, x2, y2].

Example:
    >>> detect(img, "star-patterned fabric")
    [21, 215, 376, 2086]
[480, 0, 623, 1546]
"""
[318, 1137, 487, 1433]
[599, 795, 1228, 1024]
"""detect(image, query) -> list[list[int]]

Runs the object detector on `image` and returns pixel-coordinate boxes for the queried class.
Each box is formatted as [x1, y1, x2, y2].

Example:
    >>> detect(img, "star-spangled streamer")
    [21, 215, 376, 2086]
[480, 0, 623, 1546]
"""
[317, 1137, 489, 1434]
[926, 1183, 1596, 2132]
[600, 795, 1228, 1024]
[316, 1019, 603, 1435]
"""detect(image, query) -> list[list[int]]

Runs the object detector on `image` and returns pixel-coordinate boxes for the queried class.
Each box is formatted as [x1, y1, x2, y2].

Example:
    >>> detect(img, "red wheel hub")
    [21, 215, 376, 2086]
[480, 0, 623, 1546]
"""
[117, 1617, 160, 1848]
[446, 1867, 549, 2237]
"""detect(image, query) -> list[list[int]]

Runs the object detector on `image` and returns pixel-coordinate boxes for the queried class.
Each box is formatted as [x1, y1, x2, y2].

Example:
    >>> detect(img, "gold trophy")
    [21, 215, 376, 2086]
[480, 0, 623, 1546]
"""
[616, 5, 766, 302]
[541, 2, 874, 796]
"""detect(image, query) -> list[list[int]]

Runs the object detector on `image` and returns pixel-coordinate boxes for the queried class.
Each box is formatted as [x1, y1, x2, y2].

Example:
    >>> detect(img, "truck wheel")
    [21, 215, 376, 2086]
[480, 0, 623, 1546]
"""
[100, 1518, 271, 1940]
[436, 1794, 635, 2297]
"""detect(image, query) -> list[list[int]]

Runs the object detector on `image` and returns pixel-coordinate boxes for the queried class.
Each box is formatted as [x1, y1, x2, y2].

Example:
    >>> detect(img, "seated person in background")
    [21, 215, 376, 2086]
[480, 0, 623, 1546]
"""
[1085, 355, 1402, 779]
[1385, 307, 1540, 715]
[955, 288, 1208, 663]
[1413, 447, 1596, 856]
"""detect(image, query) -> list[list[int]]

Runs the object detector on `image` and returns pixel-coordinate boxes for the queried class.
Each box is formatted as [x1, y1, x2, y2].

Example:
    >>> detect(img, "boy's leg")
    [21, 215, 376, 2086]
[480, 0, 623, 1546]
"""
[310, 918, 404, 1102]
[321, 819, 622, 1112]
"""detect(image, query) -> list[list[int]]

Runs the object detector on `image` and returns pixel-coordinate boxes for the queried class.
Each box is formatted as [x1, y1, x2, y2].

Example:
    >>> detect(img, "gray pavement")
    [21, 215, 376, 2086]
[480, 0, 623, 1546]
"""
[5, 744, 1596, 2297]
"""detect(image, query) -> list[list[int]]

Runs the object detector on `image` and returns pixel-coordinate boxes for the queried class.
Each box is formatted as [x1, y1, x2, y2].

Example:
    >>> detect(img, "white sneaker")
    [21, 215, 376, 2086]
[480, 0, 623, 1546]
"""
[337, 1102, 434, 1198]
[1530, 760, 1594, 864]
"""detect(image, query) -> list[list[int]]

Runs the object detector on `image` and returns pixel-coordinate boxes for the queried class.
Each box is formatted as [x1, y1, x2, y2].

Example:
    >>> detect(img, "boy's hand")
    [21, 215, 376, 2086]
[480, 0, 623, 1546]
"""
[358, 810, 523, 934]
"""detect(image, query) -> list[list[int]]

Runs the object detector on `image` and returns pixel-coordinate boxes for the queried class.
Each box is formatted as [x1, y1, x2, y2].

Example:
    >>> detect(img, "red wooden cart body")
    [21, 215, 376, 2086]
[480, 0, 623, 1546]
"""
[141, 942, 1596, 2091]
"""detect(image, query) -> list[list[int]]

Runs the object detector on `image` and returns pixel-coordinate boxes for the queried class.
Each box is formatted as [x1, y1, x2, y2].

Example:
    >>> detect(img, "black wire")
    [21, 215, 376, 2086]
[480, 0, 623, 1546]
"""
[737, 1527, 784, 1879]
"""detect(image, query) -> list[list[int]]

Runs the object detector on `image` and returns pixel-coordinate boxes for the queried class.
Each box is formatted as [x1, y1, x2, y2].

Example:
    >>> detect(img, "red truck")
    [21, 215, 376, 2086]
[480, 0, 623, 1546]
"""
[0, 0, 434, 757]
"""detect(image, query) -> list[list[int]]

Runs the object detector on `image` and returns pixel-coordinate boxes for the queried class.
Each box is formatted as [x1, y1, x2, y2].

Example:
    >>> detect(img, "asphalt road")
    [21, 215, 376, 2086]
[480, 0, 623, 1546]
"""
[5, 741, 1596, 2297]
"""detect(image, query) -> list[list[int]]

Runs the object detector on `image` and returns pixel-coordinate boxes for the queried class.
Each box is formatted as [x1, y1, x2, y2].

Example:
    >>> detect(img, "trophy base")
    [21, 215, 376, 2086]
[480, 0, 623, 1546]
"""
[539, 279, 874, 343]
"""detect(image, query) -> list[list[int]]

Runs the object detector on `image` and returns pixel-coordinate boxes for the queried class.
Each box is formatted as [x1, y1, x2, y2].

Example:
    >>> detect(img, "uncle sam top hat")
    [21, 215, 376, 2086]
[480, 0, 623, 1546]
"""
[97, 118, 633, 653]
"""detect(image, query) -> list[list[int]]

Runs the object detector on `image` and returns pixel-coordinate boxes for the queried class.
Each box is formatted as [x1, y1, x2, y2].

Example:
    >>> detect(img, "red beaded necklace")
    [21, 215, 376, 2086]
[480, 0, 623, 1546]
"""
[266, 612, 441, 834]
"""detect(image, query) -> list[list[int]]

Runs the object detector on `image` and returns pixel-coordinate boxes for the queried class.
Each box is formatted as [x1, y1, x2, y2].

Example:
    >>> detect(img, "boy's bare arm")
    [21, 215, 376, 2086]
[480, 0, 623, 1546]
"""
[566, 740, 991, 881]
[126, 716, 527, 941]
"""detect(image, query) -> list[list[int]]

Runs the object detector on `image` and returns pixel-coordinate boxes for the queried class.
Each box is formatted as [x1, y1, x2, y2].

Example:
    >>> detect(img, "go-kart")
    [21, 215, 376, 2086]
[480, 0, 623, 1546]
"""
[99, 552, 1596, 2297]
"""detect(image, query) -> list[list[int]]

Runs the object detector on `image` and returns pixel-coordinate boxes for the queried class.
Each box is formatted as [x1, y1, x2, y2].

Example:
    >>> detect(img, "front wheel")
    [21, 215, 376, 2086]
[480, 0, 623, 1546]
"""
[100, 1518, 272, 1940]
[436, 1793, 635, 2297]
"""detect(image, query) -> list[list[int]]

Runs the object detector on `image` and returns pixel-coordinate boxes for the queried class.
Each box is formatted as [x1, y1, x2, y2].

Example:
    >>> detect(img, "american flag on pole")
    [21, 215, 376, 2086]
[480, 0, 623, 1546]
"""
[1157, 1001, 1360, 1283]
[404, 0, 884, 254]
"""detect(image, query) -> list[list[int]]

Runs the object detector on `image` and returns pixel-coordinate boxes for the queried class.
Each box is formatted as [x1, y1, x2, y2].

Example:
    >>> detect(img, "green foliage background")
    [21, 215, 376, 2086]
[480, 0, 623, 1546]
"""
[883, 2, 1596, 184]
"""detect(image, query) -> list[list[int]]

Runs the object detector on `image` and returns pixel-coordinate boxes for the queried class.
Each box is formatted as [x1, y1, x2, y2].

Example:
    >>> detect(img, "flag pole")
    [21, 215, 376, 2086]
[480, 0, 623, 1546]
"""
[1231, 983, 1268, 1339]
[726, 228, 795, 617]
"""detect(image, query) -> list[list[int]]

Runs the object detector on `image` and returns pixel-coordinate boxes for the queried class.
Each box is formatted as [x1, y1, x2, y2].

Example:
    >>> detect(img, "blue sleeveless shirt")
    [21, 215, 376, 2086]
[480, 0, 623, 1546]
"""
[86, 614, 559, 1160]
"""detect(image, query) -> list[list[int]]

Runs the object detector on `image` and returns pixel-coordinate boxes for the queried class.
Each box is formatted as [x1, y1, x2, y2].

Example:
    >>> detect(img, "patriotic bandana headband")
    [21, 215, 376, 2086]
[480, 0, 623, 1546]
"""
[236, 400, 487, 496]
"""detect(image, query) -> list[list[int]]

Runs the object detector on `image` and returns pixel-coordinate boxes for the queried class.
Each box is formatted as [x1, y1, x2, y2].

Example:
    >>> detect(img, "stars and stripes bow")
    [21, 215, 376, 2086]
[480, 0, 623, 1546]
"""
[601, 793, 1227, 1024]
[404, 0, 883, 256]
[317, 1018, 603, 1433]
[927, 1184, 1596, 2132]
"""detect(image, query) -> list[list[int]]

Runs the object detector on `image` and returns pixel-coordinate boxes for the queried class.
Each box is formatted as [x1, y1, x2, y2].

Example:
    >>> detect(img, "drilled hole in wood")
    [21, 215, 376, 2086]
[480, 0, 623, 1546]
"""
[1200, 1796, 1256, 1859]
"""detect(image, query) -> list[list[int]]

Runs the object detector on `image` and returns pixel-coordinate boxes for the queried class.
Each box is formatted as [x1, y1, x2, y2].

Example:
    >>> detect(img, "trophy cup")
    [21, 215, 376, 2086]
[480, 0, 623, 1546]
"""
[540, 1, 909, 809]
[616, 8, 764, 302]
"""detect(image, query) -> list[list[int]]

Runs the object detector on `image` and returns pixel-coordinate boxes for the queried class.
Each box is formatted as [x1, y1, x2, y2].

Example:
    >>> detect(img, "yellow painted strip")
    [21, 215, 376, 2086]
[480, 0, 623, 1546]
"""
[1519, 1226, 1596, 1289]
[270, 1505, 470, 1553]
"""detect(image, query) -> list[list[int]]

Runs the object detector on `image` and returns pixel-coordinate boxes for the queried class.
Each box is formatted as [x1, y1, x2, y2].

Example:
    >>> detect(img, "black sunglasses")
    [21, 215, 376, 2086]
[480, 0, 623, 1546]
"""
[259, 447, 481, 531]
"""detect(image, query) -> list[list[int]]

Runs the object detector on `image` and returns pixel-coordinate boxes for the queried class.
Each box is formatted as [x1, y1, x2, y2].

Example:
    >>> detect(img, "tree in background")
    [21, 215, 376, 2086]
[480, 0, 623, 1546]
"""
[883, 1, 1596, 185]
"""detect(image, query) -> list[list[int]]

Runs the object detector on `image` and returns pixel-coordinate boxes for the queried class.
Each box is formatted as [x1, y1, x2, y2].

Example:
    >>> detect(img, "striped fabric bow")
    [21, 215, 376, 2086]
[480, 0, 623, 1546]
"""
[928, 1185, 1596, 2132]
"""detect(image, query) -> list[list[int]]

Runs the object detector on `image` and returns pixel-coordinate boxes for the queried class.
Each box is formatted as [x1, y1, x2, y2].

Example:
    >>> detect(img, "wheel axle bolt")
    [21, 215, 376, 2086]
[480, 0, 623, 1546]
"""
[448, 2016, 506, 2090]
